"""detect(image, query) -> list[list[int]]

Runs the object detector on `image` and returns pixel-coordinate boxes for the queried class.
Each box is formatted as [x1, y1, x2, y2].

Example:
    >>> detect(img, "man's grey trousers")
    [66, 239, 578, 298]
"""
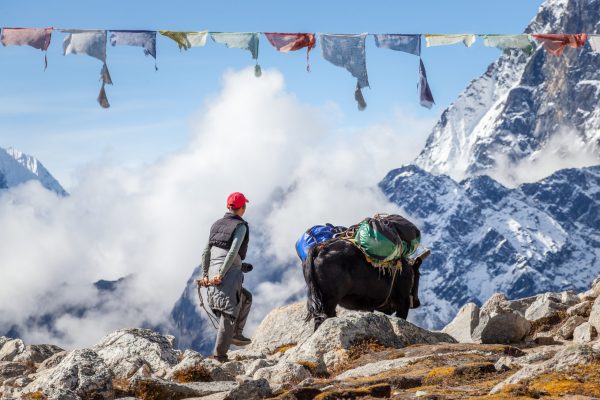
[214, 287, 252, 357]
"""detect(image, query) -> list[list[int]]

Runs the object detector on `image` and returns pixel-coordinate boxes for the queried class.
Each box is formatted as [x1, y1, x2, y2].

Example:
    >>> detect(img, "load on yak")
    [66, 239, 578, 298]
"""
[296, 214, 430, 330]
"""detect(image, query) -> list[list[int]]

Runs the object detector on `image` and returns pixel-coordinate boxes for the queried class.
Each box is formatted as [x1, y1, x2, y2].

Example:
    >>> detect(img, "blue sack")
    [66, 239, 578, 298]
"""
[295, 224, 346, 262]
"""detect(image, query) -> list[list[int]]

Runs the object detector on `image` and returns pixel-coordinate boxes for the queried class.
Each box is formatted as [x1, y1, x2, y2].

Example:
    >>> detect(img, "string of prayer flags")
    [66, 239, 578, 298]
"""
[419, 58, 435, 109]
[62, 30, 112, 108]
[211, 32, 262, 77]
[110, 30, 157, 69]
[374, 34, 421, 56]
[264, 33, 316, 71]
[1, 28, 53, 69]
[482, 34, 534, 54]
[532, 34, 587, 56]
[321, 33, 369, 111]
[159, 31, 208, 50]
[374, 34, 434, 108]
[425, 34, 476, 48]
[590, 35, 600, 53]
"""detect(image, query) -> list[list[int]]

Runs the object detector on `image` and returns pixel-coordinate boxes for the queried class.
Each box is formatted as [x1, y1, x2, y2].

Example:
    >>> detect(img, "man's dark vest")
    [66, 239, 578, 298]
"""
[208, 213, 250, 260]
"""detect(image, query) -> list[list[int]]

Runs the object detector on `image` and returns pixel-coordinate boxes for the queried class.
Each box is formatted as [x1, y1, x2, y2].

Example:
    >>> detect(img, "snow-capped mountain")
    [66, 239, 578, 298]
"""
[0, 147, 67, 195]
[381, 164, 599, 329]
[416, 0, 600, 183]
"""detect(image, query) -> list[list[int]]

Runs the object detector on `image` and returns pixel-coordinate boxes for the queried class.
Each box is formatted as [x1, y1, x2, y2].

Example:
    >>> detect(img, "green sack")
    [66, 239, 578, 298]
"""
[354, 215, 421, 263]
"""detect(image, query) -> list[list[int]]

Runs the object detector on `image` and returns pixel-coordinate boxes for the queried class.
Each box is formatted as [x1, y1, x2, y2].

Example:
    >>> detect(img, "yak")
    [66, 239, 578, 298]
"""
[302, 239, 427, 330]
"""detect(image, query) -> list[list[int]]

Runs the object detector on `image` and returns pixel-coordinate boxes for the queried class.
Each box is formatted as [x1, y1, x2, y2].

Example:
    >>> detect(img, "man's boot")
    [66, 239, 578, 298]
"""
[231, 333, 252, 346]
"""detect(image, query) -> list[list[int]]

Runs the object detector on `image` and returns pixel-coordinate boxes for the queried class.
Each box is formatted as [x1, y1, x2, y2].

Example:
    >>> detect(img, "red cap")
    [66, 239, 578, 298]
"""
[227, 192, 249, 209]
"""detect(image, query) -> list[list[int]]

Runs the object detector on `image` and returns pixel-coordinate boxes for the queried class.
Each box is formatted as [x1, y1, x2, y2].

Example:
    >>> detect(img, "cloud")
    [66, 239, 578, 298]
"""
[487, 129, 600, 187]
[0, 67, 433, 349]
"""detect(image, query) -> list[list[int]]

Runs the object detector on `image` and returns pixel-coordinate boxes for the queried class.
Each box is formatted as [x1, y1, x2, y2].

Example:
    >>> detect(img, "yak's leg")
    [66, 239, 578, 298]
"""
[395, 296, 411, 319]
[314, 298, 338, 331]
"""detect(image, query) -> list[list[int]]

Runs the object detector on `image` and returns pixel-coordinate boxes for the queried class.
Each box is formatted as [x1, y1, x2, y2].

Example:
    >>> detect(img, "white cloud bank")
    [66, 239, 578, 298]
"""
[0, 68, 433, 349]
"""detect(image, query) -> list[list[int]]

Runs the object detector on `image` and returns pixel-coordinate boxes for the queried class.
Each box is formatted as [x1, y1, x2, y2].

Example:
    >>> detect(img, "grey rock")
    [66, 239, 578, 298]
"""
[37, 350, 69, 372]
[221, 361, 246, 378]
[252, 362, 311, 386]
[19, 348, 113, 400]
[13, 344, 64, 366]
[41, 388, 81, 400]
[441, 302, 480, 343]
[129, 376, 237, 398]
[491, 344, 600, 394]
[0, 362, 33, 384]
[567, 301, 592, 317]
[227, 350, 267, 361]
[389, 317, 456, 346]
[335, 356, 423, 380]
[245, 359, 276, 377]
[472, 293, 530, 343]
[524, 291, 577, 321]
[93, 327, 179, 379]
[199, 358, 235, 381]
[226, 378, 271, 400]
[494, 356, 514, 372]
[0, 339, 25, 362]
[285, 311, 400, 373]
[247, 302, 313, 354]
[557, 315, 586, 340]
[573, 322, 597, 343]
[589, 296, 600, 333]
[166, 349, 205, 381]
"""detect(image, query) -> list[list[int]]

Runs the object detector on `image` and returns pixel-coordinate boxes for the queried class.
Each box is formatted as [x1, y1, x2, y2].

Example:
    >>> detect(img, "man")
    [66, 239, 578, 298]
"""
[197, 192, 253, 362]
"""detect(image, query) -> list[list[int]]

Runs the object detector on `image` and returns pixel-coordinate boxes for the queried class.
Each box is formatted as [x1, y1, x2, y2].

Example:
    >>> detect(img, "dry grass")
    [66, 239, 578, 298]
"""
[21, 392, 47, 400]
[171, 364, 213, 383]
[528, 364, 600, 397]
[315, 383, 391, 399]
[270, 343, 297, 355]
[331, 338, 399, 376]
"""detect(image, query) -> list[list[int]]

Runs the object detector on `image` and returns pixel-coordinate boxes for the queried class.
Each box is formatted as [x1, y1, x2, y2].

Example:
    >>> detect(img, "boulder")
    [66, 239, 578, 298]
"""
[221, 361, 246, 378]
[285, 311, 401, 373]
[93, 328, 179, 379]
[580, 275, 600, 300]
[245, 359, 276, 377]
[0, 339, 25, 362]
[589, 296, 600, 333]
[566, 301, 592, 317]
[252, 362, 311, 386]
[472, 293, 530, 344]
[441, 302, 480, 343]
[38, 350, 69, 372]
[227, 377, 271, 400]
[556, 315, 586, 340]
[0, 361, 33, 384]
[389, 317, 456, 346]
[524, 291, 577, 321]
[13, 344, 64, 366]
[573, 322, 597, 343]
[335, 356, 423, 380]
[247, 302, 313, 354]
[128, 376, 237, 399]
[19, 348, 113, 400]
[491, 344, 600, 394]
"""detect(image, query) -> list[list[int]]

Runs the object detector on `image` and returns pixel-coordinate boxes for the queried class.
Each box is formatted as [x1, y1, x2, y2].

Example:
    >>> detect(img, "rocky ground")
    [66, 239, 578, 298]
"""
[1, 276, 600, 399]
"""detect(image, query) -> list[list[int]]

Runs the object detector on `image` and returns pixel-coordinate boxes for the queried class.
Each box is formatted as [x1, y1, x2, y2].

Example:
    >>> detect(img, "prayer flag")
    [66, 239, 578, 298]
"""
[62, 30, 112, 108]
[374, 34, 421, 56]
[425, 34, 476, 48]
[590, 35, 600, 53]
[1, 28, 53, 69]
[482, 34, 534, 54]
[419, 58, 435, 109]
[159, 31, 208, 50]
[211, 32, 262, 77]
[320, 33, 369, 110]
[532, 34, 587, 56]
[264, 33, 316, 71]
[110, 30, 157, 70]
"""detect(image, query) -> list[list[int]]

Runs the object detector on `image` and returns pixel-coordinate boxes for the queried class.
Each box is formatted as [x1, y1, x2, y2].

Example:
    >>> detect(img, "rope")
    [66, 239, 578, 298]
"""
[197, 285, 220, 330]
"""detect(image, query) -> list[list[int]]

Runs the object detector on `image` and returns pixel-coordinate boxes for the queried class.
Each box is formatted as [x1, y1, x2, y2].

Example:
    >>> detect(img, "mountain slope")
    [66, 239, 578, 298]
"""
[0, 147, 67, 195]
[415, 0, 600, 184]
[380, 164, 600, 329]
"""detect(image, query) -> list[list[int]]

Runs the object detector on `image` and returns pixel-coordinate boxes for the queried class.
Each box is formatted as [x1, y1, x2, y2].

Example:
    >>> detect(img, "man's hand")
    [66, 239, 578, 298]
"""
[211, 274, 223, 286]
[197, 276, 210, 287]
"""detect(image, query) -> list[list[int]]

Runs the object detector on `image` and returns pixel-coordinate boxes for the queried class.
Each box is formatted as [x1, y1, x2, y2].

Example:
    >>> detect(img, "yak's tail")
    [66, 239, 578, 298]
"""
[302, 245, 326, 323]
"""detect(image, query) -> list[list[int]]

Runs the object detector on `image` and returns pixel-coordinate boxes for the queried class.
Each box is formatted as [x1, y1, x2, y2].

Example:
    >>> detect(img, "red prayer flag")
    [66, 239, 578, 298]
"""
[264, 33, 316, 71]
[1, 27, 53, 69]
[532, 33, 587, 56]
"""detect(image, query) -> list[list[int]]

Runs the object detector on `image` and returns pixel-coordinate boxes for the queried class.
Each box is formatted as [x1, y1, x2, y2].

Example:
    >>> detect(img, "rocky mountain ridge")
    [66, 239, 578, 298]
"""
[1, 275, 600, 399]
[0, 147, 66, 195]
[415, 0, 600, 183]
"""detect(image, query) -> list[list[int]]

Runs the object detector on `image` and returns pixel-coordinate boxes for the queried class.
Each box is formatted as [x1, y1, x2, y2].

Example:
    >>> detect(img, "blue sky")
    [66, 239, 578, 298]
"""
[0, 0, 543, 187]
